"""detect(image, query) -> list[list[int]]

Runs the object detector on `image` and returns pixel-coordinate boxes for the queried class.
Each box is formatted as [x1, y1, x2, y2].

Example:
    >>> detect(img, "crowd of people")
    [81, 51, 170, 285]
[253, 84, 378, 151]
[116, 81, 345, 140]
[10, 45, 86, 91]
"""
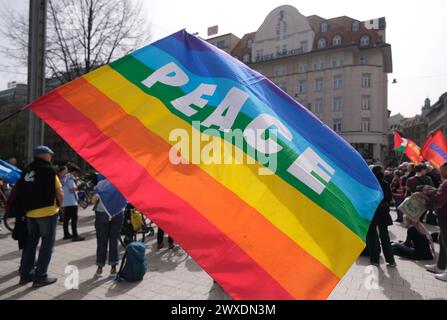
[4, 146, 174, 288]
[365, 161, 447, 283]
[2, 145, 446, 289]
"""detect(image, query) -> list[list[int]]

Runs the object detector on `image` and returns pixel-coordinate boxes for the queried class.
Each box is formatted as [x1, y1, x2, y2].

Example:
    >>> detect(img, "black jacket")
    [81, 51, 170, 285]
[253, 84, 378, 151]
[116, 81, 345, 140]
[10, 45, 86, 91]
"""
[18, 157, 57, 212]
[371, 178, 394, 228]
[9, 158, 57, 250]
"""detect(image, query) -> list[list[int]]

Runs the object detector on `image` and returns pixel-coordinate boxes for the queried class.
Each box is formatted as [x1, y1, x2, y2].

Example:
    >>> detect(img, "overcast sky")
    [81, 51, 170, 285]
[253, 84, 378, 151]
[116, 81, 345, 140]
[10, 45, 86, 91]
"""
[1, 0, 446, 118]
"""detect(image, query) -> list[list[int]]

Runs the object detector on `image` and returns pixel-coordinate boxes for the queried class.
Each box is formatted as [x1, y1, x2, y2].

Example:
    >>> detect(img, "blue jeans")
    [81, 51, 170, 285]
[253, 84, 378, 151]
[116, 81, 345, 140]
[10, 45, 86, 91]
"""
[20, 214, 58, 280]
[95, 211, 124, 267]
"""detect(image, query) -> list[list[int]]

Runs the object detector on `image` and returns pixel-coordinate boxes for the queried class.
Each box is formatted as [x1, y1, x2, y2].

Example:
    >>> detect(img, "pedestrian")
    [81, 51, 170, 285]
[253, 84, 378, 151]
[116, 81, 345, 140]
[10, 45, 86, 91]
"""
[425, 165, 442, 225]
[61, 166, 84, 241]
[391, 217, 434, 261]
[18, 146, 64, 287]
[405, 164, 434, 223]
[91, 179, 127, 276]
[56, 166, 67, 223]
[157, 227, 174, 250]
[405, 164, 433, 196]
[402, 163, 415, 189]
[391, 170, 405, 222]
[426, 164, 442, 188]
[417, 162, 447, 282]
[366, 165, 396, 267]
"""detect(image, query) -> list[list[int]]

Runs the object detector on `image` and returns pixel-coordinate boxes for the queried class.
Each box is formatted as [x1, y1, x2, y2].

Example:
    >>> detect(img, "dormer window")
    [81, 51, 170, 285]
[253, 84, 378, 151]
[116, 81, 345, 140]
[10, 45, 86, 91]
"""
[332, 35, 342, 46]
[352, 21, 360, 32]
[360, 35, 371, 46]
[317, 38, 326, 49]
[320, 22, 328, 32]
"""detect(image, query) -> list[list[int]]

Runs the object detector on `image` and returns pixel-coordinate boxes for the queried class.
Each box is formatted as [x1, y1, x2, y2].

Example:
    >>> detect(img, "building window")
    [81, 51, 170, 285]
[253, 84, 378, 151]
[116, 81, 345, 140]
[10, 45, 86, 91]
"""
[246, 39, 253, 48]
[276, 46, 281, 56]
[282, 44, 287, 54]
[276, 20, 287, 41]
[317, 38, 326, 49]
[315, 98, 323, 113]
[315, 78, 324, 92]
[282, 22, 287, 40]
[332, 55, 345, 68]
[298, 63, 307, 73]
[333, 97, 342, 112]
[361, 118, 370, 132]
[273, 65, 287, 77]
[332, 35, 342, 46]
[352, 21, 360, 32]
[300, 41, 308, 53]
[360, 35, 371, 46]
[320, 22, 329, 32]
[299, 80, 307, 93]
[217, 40, 226, 49]
[361, 95, 371, 110]
[360, 56, 368, 65]
[333, 75, 343, 90]
[243, 54, 250, 63]
[361, 73, 371, 88]
[333, 119, 342, 132]
[256, 49, 264, 60]
[313, 58, 325, 70]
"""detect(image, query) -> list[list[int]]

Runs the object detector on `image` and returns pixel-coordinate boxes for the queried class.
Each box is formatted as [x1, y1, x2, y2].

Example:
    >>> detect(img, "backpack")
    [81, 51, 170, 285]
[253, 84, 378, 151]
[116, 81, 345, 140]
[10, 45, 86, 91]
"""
[116, 241, 147, 282]
[130, 209, 143, 232]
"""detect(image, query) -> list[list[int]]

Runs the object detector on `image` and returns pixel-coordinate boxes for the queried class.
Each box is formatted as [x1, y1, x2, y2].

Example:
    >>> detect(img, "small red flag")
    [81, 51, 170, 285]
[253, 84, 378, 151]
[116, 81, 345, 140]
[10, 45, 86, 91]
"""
[422, 130, 447, 169]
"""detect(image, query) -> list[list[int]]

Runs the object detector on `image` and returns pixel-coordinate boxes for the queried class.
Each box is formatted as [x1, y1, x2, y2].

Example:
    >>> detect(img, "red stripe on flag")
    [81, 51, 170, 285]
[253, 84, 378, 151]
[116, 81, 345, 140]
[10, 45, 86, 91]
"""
[30, 90, 295, 300]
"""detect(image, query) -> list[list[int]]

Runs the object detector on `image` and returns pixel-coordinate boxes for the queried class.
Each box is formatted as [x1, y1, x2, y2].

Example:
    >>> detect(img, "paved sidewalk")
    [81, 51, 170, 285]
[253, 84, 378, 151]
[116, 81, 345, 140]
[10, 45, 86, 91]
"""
[0, 208, 446, 300]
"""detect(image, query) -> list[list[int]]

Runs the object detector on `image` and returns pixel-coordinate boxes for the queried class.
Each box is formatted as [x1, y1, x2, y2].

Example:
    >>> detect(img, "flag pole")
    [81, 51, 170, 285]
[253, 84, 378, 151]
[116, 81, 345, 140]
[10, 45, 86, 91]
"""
[398, 151, 405, 164]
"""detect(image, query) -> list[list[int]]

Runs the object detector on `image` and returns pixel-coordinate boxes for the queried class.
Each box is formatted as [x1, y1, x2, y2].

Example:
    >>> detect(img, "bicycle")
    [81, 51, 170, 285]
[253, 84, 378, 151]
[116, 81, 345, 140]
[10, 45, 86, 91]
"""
[77, 179, 94, 209]
[0, 184, 14, 232]
[119, 205, 154, 247]
[3, 214, 15, 232]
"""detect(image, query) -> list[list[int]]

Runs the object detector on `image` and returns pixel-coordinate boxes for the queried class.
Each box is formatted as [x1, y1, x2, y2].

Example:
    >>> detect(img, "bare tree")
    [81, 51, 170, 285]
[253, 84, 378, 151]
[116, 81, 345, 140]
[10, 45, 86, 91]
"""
[1, 0, 150, 83]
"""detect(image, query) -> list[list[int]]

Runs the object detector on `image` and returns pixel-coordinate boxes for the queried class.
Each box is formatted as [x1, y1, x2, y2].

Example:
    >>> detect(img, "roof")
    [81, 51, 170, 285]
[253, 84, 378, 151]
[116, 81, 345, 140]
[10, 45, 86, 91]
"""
[230, 32, 256, 59]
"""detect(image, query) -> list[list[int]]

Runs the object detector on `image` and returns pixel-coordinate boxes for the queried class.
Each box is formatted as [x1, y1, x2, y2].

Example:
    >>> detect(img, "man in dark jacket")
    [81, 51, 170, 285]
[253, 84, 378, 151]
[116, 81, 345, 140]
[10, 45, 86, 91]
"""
[17, 146, 64, 287]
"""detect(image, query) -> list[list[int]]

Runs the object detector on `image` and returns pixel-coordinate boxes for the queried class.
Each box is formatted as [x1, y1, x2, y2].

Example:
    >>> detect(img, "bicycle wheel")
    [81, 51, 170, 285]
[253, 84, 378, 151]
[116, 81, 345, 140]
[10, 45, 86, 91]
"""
[3, 214, 15, 232]
[79, 199, 89, 209]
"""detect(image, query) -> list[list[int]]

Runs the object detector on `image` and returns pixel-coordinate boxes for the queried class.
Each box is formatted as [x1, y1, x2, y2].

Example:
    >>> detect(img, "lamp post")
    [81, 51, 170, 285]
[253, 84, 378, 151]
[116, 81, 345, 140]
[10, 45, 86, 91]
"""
[26, 0, 47, 163]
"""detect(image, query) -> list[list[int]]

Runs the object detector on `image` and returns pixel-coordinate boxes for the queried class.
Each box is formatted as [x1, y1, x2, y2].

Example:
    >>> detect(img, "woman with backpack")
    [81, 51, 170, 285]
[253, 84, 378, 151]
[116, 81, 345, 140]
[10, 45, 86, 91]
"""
[91, 179, 127, 276]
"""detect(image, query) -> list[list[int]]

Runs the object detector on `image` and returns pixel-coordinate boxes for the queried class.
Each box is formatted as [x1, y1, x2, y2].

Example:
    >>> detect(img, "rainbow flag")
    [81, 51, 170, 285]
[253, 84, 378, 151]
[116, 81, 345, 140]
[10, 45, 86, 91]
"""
[28, 30, 383, 300]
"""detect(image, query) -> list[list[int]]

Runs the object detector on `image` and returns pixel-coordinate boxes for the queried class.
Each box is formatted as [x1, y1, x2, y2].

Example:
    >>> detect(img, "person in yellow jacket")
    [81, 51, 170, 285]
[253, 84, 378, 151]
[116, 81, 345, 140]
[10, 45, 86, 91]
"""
[18, 146, 64, 288]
